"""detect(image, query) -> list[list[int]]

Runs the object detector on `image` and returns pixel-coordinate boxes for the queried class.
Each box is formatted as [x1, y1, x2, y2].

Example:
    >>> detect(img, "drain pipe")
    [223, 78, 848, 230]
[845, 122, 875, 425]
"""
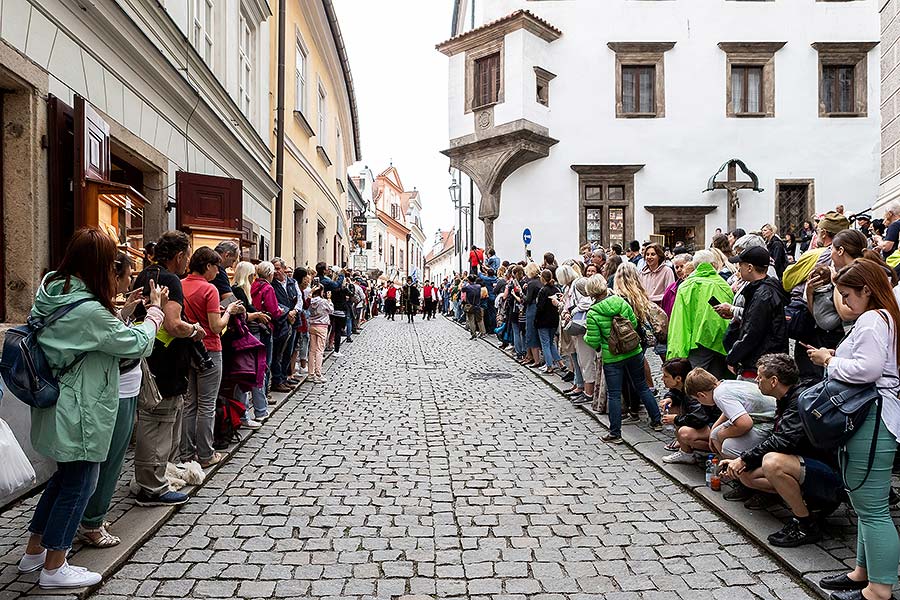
[274, 0, 286, 255]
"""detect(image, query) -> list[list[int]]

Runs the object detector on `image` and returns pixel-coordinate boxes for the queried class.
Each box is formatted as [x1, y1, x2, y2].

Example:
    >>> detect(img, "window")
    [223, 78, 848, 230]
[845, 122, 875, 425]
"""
[572, 164, 643, 247]
[823, 65, 855, 114]
[474, 53, 501, 109]
[608, 42, 674, 118]
[295, 35, 308, 114]
[335, 126, 342, 179]
[732, 66, 763, 114]
[812, 42, 877, 117]
[390, 245, 395, 265]
[534, 67, 556, 107]
[622, 66, 655, 114]
[238, 13, 252, 116]
[464, 39, 504, 113]
[193, 0, 214, 64]
[775, 180, 815, 235]
[718, 42, 784, 118]
[318, 84, 327, 150]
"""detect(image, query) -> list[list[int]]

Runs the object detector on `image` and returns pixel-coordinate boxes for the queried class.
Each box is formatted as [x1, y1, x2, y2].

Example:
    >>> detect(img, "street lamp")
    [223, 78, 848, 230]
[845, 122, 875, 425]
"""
[449, 175, 463, 272]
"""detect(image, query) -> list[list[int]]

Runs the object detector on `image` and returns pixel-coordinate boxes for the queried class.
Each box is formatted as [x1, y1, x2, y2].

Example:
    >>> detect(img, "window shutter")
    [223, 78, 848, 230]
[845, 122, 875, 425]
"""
[176, 171, 243, 231]
[74, 96, 110, 228]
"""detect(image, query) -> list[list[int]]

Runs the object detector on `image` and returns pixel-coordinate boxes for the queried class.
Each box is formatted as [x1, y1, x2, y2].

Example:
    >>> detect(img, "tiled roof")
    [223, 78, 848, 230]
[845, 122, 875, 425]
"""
[436, 9, 561, 52]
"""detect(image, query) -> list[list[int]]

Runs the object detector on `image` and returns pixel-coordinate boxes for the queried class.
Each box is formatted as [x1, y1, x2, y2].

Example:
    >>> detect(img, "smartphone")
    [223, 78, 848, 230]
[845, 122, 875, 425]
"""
[707, 296, 721, 308]
[798, 341, 815, 350]
[312, 277, 321, 286]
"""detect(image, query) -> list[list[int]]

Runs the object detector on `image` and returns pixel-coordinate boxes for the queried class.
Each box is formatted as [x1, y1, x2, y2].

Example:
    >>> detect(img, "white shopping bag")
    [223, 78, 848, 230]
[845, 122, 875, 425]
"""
[0, 418, 36, 497]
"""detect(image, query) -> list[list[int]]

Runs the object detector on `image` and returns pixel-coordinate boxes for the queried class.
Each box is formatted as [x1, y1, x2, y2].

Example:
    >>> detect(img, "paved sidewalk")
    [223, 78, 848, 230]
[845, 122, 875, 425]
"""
[65, 315, 818, 600]
[469, 318, 900, 599]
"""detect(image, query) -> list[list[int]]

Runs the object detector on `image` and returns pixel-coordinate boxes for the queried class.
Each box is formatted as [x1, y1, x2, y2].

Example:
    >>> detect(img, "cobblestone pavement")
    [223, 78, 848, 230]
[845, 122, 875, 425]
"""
[74, 316, 820, 599]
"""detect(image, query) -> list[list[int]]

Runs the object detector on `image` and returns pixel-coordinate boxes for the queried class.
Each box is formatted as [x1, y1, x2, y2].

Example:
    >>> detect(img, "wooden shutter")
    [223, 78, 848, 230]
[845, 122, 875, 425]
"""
[74, 96, 110, 228]
[176, 171, 243, 232]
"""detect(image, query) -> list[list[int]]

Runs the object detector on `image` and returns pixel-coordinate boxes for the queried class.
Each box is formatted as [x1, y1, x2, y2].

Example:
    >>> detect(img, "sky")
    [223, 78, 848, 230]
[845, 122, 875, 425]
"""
[333, 0, 456, 252]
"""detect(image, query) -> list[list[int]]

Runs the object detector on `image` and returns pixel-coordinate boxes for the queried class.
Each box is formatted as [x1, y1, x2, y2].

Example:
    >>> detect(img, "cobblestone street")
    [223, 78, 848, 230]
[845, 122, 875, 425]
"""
[83, 315, 815, 600]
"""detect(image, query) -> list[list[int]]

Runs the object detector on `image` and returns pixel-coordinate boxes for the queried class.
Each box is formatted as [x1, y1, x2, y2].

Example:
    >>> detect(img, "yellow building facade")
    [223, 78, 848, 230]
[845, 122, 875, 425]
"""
[269, 0, 360, 268]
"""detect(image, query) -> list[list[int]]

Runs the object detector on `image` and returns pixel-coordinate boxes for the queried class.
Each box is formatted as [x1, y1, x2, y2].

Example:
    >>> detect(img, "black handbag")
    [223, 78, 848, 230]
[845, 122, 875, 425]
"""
[798, 377, 890, 492]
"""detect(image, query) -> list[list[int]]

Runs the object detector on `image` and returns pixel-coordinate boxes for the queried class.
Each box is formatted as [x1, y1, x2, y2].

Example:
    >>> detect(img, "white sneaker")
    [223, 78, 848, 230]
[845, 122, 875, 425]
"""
[18, 550, 46, 573]
[317, 376, 329, 384]
[242, 419, 262, 430]
[332, 352, 344, 358]
[307, 376, 320, 383]
[39, 562, 102, 589]
[255, 413, 269, 422]
[662, 451, 697, 465]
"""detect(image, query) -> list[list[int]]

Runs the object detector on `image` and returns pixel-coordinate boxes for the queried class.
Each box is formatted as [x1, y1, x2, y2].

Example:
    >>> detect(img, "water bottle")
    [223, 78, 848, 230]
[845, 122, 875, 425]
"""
[705, 454, 714, 487]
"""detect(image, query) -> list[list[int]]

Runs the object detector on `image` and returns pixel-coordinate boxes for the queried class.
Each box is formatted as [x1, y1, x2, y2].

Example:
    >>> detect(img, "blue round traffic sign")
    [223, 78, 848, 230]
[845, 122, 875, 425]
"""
[523, 228, 532, 245]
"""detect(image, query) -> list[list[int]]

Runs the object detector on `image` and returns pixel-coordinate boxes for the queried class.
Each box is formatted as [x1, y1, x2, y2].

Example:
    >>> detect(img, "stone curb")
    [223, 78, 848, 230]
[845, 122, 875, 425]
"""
[449, 316, 842, 600]
[16, 348, 345, 599]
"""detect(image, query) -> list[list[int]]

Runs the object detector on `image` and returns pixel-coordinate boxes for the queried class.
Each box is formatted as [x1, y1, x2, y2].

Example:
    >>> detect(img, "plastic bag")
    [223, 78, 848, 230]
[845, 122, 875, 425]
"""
[0, 418, 36, 497]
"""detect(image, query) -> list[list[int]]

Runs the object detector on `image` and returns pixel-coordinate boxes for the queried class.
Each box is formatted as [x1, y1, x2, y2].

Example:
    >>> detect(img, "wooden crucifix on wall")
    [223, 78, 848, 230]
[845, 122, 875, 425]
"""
[703, 159, 764, 233]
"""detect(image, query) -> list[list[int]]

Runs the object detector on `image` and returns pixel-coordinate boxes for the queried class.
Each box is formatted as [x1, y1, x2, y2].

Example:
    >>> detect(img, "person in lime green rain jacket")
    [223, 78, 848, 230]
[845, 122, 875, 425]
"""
[583, 275, 662, 443]
[17, 228, 164, 589]
[666, 250, 734, 379]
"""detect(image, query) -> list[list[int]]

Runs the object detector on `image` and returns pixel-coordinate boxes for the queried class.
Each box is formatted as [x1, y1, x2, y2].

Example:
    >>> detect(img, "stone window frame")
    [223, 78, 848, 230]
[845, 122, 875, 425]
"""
[534, 66, 556, 107]
[608, 42, 675, 119]
[811, 41, 878, 118]
[571, 165, 644, 247]
[774, 179, 816, 233]
[466, 39, 505, 114]
[718, 42, 785, 118]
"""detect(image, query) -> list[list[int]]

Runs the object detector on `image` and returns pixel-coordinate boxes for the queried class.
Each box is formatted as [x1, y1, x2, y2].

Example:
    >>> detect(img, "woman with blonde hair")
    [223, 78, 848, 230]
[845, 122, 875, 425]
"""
[522, 261, 544, 367]
[556, 264, 581, 385]
[614, 262, 659, 419]
[230, 261, 270, 428]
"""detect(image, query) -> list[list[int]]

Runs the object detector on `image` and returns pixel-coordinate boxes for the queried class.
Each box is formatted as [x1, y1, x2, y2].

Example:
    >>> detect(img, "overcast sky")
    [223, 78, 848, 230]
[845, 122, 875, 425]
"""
[333, 0, 456, 250]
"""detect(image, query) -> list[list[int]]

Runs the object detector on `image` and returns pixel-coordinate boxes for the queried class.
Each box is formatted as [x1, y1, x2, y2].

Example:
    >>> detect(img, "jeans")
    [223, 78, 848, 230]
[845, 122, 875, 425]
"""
[525, 304, 540, 349]
[484, 304, 497, 332]
[512, 322, 526, 357]
[843, 410, 900, 584]
[182, 350, 223, 462]
[135, 394, 183, 496]
[82, 395, 138, 527]
[280, 329, 296, 379]
[250, 329, 273, 419]
[271, 331, 292, 386]
[603, 353, 661, 437]
[29, 461, 100, 551]
[345, 312, 354, 337]
[331, 315, 347, 352]
[570, 353, 584, 388]
[296, 330, 310, 361]
[538, 328, 561, 367]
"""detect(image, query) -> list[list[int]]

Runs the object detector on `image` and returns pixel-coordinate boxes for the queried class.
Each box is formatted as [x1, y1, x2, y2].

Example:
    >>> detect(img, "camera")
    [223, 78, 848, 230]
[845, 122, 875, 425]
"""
[190, 340, 215, 371]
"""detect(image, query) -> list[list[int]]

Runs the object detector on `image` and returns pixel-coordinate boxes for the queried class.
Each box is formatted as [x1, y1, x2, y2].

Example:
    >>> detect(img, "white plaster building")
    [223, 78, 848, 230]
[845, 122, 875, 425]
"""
[349, 164, 389, 278]
[440, 0, 881, 260]
[424, 228, 457, 285]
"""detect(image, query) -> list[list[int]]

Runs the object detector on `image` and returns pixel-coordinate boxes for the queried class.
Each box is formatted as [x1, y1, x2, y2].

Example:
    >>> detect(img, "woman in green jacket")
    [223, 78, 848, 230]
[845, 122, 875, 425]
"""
[17, 228, 166, 589]
[584, 275, 662, 444]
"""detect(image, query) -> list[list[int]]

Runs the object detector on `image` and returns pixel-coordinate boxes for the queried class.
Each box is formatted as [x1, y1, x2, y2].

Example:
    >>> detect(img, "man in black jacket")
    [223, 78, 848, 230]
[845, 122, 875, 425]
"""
[761, 223, 788, 278]
[724, 247, 788, 379]
[720, 354, 840, 548]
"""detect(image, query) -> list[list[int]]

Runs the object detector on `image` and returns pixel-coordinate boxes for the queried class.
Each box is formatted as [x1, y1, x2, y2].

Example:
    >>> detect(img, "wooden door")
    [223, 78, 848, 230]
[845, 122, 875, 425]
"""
[48, 96, 76, 267]
[176, 172, 243, 232]
[74, 96, 110, 228]
[293, 206, 305, 267]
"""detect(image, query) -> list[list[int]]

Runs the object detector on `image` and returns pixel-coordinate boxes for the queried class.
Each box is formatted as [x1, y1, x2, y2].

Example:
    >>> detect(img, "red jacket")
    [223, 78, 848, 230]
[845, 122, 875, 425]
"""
[469, 248, 484, 266]
[250, 279, 282, 331]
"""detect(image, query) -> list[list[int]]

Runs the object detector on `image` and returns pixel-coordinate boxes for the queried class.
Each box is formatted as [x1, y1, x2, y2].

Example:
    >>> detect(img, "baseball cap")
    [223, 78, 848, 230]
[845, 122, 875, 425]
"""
[728, 246, 770, 269]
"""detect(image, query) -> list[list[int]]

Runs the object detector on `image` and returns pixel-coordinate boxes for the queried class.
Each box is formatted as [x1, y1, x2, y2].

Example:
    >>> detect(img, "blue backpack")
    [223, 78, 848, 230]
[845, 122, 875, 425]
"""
[0, 299, 92, 408]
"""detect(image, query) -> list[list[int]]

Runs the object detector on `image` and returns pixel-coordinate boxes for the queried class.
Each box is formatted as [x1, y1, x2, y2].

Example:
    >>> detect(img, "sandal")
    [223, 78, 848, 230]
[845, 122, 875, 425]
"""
[78, 523, 121, 548]
[200, 452, 223, 468]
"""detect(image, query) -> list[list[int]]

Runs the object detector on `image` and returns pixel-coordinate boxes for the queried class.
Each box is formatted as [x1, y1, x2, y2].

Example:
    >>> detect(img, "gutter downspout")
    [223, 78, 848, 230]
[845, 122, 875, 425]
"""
[274, 0, 287, 255]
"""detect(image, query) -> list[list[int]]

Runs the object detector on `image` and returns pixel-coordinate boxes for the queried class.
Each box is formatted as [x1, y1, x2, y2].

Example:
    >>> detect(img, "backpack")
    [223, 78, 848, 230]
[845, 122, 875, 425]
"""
[608, 315, 640, 355]
[784, 296, 816, 342]
[213, 394, 244, 450]
[0, 298, 93, 408]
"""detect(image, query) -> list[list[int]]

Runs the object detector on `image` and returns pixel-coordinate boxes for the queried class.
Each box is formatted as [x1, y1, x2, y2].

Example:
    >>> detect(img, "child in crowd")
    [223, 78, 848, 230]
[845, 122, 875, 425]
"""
[660, 360, 722, 464]
[307, 285, 333, 383]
